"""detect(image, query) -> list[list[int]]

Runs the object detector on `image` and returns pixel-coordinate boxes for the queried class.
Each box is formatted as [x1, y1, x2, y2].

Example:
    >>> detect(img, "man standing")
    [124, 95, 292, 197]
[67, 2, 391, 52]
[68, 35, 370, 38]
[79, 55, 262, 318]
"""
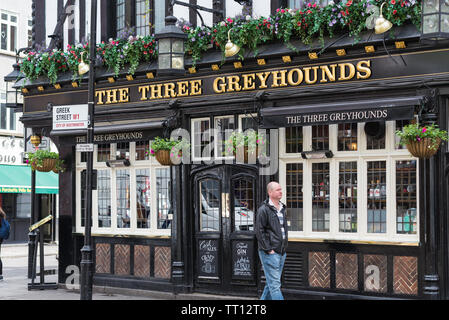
[256, 181, 288, 300]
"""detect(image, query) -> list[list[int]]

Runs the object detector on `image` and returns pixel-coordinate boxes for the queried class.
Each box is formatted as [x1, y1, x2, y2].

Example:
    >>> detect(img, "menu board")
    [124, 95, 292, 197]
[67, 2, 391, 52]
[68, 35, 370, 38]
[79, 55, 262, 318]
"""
[198, 239, 219, 278]
[232, 240, 254, 279]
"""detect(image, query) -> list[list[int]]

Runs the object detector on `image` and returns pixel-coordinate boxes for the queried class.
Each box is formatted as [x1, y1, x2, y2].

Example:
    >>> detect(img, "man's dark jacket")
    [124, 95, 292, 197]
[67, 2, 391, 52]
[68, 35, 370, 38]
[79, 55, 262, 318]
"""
[255, 199, 288, 255]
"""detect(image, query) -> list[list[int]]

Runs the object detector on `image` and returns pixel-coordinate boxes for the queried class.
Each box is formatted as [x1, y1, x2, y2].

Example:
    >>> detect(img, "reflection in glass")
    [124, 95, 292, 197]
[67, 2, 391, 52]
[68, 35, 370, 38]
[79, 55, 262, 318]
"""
[199, 179, 220, 231]
[97, 170, 111, 228]
[193, 119, 210, 158]
[311, 125, 329, 150]
[395, 120, 411, 149]
[158, 38, 170, 53]
[285, 127, 303, 153]
[396, 160, 417, 234]
[136, 169, 151, 229]
[312, 162, 330, 232]
[116, 169, 130, 228]
[116, 142, 130, 160]
[97, 144, 110, 162]
[136, 141, 150, 161]
[157, 168, 172, 229]
[339, 162, 357, 232]
[367, 161, 387, 233]
[338, 123, 357, 151]
[233, 178, 254, 231]
[286, 163, 303, 231]
[215, 116, 235, 157]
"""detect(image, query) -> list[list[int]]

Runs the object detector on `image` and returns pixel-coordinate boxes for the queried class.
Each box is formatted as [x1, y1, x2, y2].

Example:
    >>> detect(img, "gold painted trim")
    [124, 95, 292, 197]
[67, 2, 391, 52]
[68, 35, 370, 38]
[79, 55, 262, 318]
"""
[188, 67, 197, 74]
[211, 64, 220, 70]
[37, 86, 44, 92]
[146, 72, 154, 79]
[108, 77, 115, 83]
[71, 82, 79, 88]
[365, 45, 375, 53]
[126, 75, 134, 81]
[395, 41, 406, 49]
[257, 59, 266, 66]
[288, 238, 419, 246]
[54, 84, 61, 89]
[336, 49, 346, 56]
[233, 61, 242, 69]
[308, 52, 318, 60]
[282, 56, 291, 63]
[22, 88, 29, 94]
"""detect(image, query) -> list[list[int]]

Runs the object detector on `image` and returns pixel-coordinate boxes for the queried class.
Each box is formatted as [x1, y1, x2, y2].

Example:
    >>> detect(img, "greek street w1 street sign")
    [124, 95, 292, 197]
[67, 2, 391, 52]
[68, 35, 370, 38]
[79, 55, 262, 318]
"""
[52, 104, 88, 130]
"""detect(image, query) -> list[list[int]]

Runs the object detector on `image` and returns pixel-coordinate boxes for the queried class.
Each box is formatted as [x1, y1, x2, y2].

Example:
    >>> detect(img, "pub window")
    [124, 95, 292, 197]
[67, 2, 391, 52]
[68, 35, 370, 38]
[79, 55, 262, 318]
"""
[239, 114, 258, 132]
[311, 125, 329, 151]
[338, 161, 357, 232]
[116, 169, 130, 229]
[312, 162, 330, 232]
[199, 179, 220, 232]
[365, 121, 386, 150]
[97, 144, 111, 162]
[338, 123, 358, 151]
[286, 163, 303, 231]
[192, 118, 211, 160]
[97, 170, 111, 228]
[285, 127, 303, 153]
[156, 168, 171, 229]
[396, 160, 417, 234]
[136, 168, 150, 228]
[232, 177, 255, 232]
[215, 116, 235, 159]
[367, 161, 387, 233]
[395, 119, 411, 150]
[116, 0, 127, 36]
[0, 11, 17, 53]
[279, 120, 419, 243]
[77, 141, 172, 236]
[287, 0, 329, 9]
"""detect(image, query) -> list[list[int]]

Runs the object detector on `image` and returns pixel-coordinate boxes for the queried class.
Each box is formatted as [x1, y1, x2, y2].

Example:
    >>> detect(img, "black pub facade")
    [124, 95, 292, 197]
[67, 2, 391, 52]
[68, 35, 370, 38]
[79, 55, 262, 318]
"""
[19, 0, 449, 299]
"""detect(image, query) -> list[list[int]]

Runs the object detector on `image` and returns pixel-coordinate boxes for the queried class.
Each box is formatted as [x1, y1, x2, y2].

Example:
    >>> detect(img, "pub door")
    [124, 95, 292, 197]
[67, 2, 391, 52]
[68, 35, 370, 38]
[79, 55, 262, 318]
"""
[193, 164, 259, 295]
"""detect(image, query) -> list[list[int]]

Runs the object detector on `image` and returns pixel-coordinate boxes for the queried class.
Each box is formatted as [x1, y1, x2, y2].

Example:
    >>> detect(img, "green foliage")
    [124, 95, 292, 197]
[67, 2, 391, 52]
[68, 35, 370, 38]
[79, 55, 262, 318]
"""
[396, 123, 448, 150]
[223, 130, 266, 156]
[148, 137, 190, 156]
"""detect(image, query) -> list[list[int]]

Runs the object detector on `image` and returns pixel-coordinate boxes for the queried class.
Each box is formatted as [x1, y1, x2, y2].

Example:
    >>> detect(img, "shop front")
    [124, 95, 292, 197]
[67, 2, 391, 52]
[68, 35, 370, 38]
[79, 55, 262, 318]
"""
[18, 28, 449, 299]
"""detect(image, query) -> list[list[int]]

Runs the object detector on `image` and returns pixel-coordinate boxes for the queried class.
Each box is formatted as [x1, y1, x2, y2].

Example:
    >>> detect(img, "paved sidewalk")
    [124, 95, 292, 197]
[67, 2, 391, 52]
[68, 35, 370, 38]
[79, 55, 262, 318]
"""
[0, 242, 253, 300]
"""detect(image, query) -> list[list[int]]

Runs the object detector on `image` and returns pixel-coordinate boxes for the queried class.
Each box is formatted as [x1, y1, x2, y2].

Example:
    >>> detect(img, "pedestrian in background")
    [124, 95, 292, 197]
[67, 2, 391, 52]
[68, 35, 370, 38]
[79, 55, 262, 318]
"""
[255, 181, 288, 300]
[0, 207, 6, 281]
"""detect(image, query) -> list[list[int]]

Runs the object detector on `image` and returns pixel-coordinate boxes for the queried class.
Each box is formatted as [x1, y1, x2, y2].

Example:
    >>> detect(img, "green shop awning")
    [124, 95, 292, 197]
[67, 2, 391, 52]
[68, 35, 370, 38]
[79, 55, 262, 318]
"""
[0, 165, 59, 194]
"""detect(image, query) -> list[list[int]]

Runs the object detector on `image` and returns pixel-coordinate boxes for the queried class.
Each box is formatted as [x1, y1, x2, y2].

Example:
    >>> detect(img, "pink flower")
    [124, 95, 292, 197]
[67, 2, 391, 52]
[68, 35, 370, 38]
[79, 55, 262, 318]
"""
[150, 149, 155, 154]
[417, 136, 421, 142]
[307, 2, 312, 7]
[422, 127, 427, 133]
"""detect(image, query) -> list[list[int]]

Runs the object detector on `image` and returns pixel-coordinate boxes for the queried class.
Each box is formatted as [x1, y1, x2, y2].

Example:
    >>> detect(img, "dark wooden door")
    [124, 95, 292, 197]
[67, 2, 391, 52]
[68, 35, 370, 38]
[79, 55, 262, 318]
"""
[193, 165, 259, 295]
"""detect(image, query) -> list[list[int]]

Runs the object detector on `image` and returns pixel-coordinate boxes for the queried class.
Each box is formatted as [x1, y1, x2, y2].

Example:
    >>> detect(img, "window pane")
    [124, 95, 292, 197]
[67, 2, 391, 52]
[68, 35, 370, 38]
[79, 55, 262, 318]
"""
[136, 140, 150, 160]
[395, 120, 411, 149]
[116, 169, 130, 228]
[311, 125, 329, 150]
[1, 14, 7, 20]
[1, 23, 7, 50]
[1, 103, 6, 129]
[241, 116, 258, 132]
[157, 168, 171, 229]
[233, 178, 254, 231]
[16, 194, 31, 218]
[193, 119, 210, 158]
[200, 179, 220, 231]
[136, 168, 150, 229]
[9, 108, 15, 130]
[338, 123, 357, 151]
[285, 127, 303, 153]
[215, 116, 235, 157]
[115, 142, 130, 160]
[10, 25, 16, 51]
[396, 160, 417, 234]
[135, 0, 151, 36]
[365, 122, 385, 150]
[286, 163, 303, 231]
[10, 15, 17, 23]
[339, 162, 357, 232]
[97, 170, 111, 228]
[312, 162, 330, 232]
[97, 144, 110, 162]
[367, 161, 387, 233]
[116, 0, 126, 35]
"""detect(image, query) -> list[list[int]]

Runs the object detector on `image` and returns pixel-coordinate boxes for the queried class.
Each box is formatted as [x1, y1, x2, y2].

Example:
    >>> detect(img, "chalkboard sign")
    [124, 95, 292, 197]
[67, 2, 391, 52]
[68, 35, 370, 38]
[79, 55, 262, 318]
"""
[197, 239, 219, 279]
[232, 240, 254, 279]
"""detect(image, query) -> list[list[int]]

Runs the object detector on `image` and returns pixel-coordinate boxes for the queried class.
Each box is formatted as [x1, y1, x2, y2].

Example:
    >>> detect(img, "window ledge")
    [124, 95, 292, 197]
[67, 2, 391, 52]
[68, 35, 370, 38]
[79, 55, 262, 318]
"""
[288, 237, 419, 246]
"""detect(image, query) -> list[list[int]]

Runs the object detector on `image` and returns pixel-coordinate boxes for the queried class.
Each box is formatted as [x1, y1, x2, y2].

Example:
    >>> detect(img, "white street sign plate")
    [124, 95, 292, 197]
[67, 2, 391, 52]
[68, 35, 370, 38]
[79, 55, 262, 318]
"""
[53, 104, 88, 130]
[76, 143, 94, 152]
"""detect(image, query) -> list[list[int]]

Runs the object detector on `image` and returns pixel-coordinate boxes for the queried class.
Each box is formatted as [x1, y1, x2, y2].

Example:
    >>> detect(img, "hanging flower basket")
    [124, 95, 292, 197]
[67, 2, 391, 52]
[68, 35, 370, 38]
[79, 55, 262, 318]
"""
[149, 137, 190, 166]
[406, 138, 442, 159]
[52, 159, 66, 174]
[26, 150, 60, 172]
[396, 123, 448, 159]
[32, 158, 57, 172]
[224, 131, 266, 163]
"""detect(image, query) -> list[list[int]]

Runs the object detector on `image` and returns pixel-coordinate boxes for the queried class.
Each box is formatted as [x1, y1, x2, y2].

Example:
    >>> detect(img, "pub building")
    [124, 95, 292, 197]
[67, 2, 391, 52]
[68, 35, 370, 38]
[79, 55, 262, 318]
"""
[17, 0, 449, 299]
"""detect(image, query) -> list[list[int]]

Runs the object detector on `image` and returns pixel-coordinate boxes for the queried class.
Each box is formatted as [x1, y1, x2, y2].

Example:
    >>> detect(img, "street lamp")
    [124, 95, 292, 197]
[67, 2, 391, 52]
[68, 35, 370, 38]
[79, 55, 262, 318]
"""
[155, 15, 187, 76]
[4, 62, 24, 112]
[421, 0, 449, 42]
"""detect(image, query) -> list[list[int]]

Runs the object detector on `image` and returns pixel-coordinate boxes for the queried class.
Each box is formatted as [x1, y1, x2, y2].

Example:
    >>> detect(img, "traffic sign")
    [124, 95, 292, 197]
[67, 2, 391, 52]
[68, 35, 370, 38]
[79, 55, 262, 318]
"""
[52, 104, 88, 130]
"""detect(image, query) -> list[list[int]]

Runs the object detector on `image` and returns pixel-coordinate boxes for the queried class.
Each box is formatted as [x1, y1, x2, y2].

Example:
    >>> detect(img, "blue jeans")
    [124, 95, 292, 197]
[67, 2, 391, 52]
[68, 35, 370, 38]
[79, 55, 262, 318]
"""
[258, 250, 286, 300]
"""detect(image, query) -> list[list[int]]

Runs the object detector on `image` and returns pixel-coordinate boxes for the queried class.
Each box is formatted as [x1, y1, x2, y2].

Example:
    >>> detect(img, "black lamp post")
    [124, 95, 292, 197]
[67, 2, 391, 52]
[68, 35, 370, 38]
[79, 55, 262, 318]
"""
[421, 0, 449, 42]
[155, 15, 187, 76]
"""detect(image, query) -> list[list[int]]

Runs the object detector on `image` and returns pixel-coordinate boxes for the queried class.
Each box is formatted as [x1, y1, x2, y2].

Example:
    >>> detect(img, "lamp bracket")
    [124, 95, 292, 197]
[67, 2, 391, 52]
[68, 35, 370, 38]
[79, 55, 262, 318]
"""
[418, 89, 439, 125]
